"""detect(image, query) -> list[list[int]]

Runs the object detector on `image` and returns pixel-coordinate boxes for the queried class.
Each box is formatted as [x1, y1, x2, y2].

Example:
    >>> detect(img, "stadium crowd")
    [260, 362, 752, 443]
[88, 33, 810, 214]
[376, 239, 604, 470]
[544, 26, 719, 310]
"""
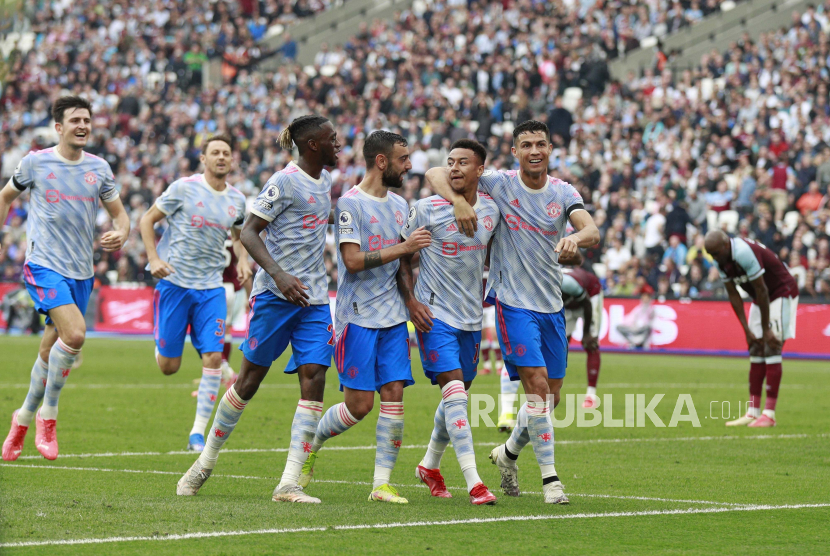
[2, 0, 830, 301]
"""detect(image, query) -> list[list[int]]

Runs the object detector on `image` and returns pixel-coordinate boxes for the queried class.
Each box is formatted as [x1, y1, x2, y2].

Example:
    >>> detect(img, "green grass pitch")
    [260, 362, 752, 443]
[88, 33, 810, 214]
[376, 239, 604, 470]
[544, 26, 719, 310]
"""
[0, 336, 828, 554]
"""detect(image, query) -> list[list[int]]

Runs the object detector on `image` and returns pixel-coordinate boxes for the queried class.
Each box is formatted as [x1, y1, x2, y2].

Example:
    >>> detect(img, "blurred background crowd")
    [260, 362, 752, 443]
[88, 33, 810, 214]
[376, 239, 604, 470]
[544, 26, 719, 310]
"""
[2, 0, 830, 301]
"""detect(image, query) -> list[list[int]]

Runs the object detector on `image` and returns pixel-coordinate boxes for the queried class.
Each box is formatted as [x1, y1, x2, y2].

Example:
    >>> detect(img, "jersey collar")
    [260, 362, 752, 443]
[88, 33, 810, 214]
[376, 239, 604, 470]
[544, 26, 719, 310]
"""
[518, 170, 549, 194]
[52, 149, 85, 166]
[355, 185, 389, 202]
[289, 161, 324, 185]
[199, 174, 230, 196]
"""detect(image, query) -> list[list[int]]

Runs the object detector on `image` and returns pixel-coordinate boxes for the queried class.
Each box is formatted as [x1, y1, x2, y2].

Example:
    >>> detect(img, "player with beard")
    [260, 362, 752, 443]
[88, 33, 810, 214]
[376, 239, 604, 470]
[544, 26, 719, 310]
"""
[177, 116, 341, 503]
[298, 131, 432, 504]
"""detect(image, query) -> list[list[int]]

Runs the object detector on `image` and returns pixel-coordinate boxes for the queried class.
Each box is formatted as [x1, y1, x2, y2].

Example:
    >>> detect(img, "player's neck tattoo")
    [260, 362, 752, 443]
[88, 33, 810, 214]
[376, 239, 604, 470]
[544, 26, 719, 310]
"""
[364, 251, 383, 269]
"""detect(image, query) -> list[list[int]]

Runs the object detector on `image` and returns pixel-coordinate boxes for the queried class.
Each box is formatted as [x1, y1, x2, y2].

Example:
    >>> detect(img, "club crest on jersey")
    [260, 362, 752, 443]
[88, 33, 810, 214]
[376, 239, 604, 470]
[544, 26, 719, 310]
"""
[45, 189, 60, 203]
[228, 206, 237, 217]
[395, 210, 404, 226]
[483, 216, 494, 231]
[339, 211, 353, 226]
[546, 201, 562, 218]
[84, 171, 97, 185]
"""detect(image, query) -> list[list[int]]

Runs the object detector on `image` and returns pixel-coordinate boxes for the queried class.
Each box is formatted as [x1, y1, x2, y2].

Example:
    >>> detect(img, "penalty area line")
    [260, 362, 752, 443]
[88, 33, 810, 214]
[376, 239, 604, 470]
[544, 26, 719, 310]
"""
[2, 504, 829, 548]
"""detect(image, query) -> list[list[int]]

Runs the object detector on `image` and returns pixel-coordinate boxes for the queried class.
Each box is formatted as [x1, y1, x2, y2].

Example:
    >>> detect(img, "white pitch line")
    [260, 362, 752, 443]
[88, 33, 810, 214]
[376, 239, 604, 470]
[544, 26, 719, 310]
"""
[0, 463, 747, 507]
[2, 503, 829, 548]
[13, 432, 829, 461]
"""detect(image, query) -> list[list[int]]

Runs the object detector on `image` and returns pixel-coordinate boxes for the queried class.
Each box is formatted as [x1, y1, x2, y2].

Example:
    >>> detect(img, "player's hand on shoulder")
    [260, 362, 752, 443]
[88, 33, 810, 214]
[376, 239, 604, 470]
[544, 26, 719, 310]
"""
[273, 270, 310, 307]
[149, 258, 175, 279]
[454, 201, 477, 238]
[403, 226, 431, 254]
[406, 299, 434, 332]
[101, 229, 129, 252]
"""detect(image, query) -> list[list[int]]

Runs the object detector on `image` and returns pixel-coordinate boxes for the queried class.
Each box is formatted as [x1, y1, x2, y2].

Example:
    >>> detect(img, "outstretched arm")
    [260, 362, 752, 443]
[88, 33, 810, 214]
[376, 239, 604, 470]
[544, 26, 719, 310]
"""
[340, 226, 432, 273]
[425, 167, 477, 238]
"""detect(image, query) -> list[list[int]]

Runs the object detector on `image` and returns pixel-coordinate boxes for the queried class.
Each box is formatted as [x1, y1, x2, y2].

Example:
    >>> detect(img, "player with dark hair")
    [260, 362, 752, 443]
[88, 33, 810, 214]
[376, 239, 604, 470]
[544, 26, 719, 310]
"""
[399, 139, 499, 504]
[298, 130, 431, 504]
[177, 115, 341, 503]
[425, 119, 600, 504]
[140, 134, 250, 452]
[705, 231, 799, 427]
[2, 96, 130, 461]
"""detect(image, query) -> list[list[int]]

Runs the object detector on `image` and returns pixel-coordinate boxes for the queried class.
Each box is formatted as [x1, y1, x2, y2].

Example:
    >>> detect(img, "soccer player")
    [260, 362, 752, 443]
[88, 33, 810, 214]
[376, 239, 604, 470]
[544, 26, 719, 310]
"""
[299, 130, 431, 504]
[177, 115, 340, 503]
[398, 139, 498, 505]
[425, 120, 600, 504]
[1, 96, 130, 461]
[561, 260, 603, 408]
[140, 134, 250, 452]
[704, 231, 799, 427]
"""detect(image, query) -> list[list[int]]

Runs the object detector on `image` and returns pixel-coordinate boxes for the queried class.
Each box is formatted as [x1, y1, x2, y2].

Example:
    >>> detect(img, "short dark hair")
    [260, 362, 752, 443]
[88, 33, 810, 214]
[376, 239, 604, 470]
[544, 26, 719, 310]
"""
[278, 115, 330, 153]
[449, 139, 487, 165]
[52, 96, 92, 124]
[363, 130, 408, 168]
[203, 133, 234, 154]
[512, 120, 550, 143]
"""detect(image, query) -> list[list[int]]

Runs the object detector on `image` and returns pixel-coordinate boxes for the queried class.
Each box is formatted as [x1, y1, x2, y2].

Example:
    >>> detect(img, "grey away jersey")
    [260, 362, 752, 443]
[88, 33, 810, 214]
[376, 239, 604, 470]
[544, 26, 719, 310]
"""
[402, 193, 500, 331]
[154, 174, 246, 290]
[334, 186, 409, 336]
[13, 148, 119, 280]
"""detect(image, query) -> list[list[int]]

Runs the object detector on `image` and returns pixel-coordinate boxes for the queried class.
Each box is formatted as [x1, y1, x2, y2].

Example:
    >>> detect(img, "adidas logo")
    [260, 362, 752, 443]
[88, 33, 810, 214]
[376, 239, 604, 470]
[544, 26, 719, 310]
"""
[447, 223, 458, 232]
[370, 216, 379, 223]
[308, 195, 316, 204]
[196, 202, 205, 208]
[46, 172, 57, 180]
[510, 199, 521, 208]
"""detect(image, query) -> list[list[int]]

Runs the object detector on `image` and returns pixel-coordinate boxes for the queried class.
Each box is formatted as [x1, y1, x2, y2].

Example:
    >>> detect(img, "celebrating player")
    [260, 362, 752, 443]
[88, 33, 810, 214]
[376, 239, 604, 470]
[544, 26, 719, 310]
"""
[561, 259, 603, 408]
[177, 115, 340, 503]
[398, 139, 499, 505]
[2, 96, 130, 461]
[139, 134, 250, 452]
[425, 120, 600, 504]
[704, 231, 799, 427]
[298, 131, 430, 504]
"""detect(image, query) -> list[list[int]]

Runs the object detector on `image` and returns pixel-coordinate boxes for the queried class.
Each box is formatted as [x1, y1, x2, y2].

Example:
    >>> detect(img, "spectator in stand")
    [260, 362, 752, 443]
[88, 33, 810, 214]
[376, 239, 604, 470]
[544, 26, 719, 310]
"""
[662, 235, 689, 268]
[706, 180, 734, 213]
[796, 182, 827, 215]
[604, 236, 632, 272]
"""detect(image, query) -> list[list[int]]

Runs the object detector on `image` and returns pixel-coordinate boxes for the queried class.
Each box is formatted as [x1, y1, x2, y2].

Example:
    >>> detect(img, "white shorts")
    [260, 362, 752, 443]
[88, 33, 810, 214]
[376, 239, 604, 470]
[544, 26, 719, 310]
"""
[483, 305, 497, 330]
[565, 293, 603, 339]
[749, 296, 798, 341]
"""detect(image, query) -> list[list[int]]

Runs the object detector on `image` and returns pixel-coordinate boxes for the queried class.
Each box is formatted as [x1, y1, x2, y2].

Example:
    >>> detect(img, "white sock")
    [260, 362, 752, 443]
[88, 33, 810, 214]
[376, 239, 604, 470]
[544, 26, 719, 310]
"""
[191, 367, 222, 436]
[421, 400, 448, 470]
[586, 386, 597, 398]
[748, 406, 761, 418]
[279, 400, 324, 488]
[18, 356, 49, 427]
[41, 339, 80, 420]
[762, 409, 775, 419]
[374, 402, 404, 488]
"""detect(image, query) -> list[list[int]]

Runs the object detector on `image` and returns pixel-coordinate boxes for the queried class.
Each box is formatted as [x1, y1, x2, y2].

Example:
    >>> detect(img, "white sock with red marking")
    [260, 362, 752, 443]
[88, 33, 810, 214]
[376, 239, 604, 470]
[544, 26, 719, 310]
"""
[279, 399, 324, 488]
[374, 401, 404, 488]
[311, 402, 361, 453]
[191, 367, 222, 436]
[198, 386, 248, 470]
[18, 356, 49, 427]
[442, 381, 481, 492]
[40, 339, 80, 420]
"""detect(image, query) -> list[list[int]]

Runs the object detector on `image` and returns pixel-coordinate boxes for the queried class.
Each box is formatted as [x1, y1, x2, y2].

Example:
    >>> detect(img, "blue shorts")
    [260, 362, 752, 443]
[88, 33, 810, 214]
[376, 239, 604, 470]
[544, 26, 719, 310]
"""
[153, 280, 226, 358]
[241, 291, 334, 372]
[494, 300, 568, 381]
[23, 263, 93, 325]
[335, 322, 414, 392]
[416, 319, 481, 385]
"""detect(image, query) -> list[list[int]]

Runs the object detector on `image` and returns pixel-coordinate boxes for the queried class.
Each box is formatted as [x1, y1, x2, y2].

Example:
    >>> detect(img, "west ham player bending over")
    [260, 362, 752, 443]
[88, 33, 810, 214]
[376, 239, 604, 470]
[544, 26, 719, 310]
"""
[140, 134, 250, 452]
[705, 231, 799, 428]
[399, 139, 499, 505]
[426, 120, 599, 504]
[177, 116, 340, 503]
[2, 96, 130, 461]
[299, 131, 431, 504]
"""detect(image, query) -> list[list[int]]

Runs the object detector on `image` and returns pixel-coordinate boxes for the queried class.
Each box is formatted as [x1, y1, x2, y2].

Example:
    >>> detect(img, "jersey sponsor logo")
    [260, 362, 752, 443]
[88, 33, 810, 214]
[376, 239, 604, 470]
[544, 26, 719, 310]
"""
[84, 171, 97, 185]
[46, 189, 60, 203]
[264, 184, 280, 200]
[45, 189, 95, 203]
[504, 214, 558, 236]
[197, 201, 205, 208]
[395, 210, 404, 226]
[546, 201, 562, 218]
[191, 215, 204, 228]
[308, 195, 316, 204]
[516, 344, 527, 356]
[46, 172, 57, 180]
[228, 206, 237, 217]
[442, 242, 458, 256]
[446, 223, 458, 232]
[510, 198, 521, 208]
[256, 199, 272, 211]
[368, 235, 383, 251]
[369, 215, 380, 224]
[339, 211, 353, 226]
[302, 214, 328, 229]
[482, 216, 494, 231]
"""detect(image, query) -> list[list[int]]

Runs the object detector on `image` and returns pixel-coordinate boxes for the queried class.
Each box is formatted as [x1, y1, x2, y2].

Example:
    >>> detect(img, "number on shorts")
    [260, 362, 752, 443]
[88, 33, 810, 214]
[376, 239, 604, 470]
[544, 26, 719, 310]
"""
[327, 324, 335, 346]
[473, 342, 480, 364]
[215, 319, 225, 337]
[406, 338, 411, 360]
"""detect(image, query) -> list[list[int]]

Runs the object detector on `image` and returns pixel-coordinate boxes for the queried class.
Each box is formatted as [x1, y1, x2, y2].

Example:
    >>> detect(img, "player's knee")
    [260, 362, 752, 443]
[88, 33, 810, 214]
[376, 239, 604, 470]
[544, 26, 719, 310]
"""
[764, 343, 782, 357]
[347, 398, 374, 421]
[749, 344, 764, 358]
[158, 359, 180, 375]
[523, 375, 549, 401]
[202, 352, 222, 369]
[61, 328, 86, 350]
[552, 391, 561, 408]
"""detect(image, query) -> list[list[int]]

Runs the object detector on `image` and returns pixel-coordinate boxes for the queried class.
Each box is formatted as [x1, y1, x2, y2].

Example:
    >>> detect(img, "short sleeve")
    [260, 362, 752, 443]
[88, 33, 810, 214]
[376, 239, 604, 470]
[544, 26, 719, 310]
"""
[561, 274, 586, 300]
[477, 169, 508, 195]
[11, 155, 32, 191]
[336, 195, 362, 245]
[233, 195, 246, 229]
[250, 172, 294, 222]
[99, 163, 119, 203]
[733, 239, 764, 280]
[401, 200, 430, 239]
[562, 181, 586, 218]
[155, 181, 185, 216]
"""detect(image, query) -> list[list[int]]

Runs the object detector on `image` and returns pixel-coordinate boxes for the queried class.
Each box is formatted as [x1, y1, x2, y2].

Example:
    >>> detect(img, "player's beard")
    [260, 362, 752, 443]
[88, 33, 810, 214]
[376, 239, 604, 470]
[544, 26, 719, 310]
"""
[381, 167, 405, 189]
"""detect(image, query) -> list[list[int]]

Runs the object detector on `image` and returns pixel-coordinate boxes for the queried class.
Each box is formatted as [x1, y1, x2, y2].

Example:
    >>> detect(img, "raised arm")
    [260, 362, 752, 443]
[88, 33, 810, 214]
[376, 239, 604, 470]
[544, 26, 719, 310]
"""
[425, 167, 477, 238]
